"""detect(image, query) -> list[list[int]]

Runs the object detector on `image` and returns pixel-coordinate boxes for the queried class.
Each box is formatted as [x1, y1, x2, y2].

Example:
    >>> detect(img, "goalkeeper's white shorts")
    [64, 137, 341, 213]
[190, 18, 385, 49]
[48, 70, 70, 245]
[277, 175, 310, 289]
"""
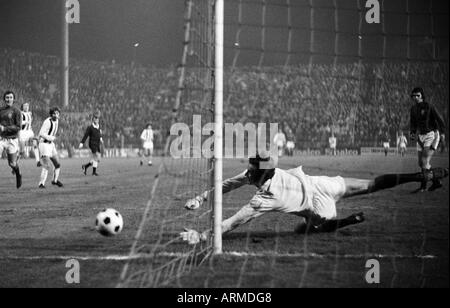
[18, 130, 35, 143]
[307, 175, 346, 221]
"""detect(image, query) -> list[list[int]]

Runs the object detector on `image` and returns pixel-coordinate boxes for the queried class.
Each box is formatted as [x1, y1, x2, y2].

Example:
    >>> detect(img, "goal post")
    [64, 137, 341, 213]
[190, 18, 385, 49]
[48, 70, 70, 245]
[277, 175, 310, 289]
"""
[214, 0, 224, 255]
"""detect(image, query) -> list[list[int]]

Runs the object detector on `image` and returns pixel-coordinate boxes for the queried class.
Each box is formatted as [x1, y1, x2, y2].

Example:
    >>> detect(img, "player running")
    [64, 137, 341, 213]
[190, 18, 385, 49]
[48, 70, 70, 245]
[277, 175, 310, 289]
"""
[140, 123, 154, 166]
[409, 87, 446, 192]
[18, 102, 40, 166]
[180, 152, 448, 244]
[0, 91, 22, 189]
[80, 111, 103, 176]
[397, 131, 408, 157]
[38, 107, 63, 188]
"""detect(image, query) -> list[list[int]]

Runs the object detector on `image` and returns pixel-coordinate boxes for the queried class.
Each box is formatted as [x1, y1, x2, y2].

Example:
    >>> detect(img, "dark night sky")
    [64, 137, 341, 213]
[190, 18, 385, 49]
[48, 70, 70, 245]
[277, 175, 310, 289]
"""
[0, 0, 448, 67]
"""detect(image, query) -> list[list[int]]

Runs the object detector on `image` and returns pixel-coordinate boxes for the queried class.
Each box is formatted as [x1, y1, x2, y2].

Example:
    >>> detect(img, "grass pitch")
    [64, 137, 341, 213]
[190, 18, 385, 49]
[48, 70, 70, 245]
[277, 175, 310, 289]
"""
[0, 155, 448, 288]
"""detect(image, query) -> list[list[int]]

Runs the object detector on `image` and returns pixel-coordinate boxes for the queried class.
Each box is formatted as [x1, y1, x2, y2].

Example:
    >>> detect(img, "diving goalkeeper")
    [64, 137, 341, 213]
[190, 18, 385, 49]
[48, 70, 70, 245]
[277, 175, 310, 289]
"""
[180, 152, 448, 244]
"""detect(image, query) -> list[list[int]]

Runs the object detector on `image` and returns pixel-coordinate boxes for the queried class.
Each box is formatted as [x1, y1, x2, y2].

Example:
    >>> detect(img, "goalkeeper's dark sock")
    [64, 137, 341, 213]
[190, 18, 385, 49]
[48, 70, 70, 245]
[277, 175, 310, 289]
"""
[368, 172, 428, 193]
[312, 213, 365, 233]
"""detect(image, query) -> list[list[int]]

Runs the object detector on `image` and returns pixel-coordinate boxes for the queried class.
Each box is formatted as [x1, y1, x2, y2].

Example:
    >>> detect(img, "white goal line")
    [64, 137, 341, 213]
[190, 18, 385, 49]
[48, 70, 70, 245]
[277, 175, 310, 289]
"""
[0, 252, 438, 261]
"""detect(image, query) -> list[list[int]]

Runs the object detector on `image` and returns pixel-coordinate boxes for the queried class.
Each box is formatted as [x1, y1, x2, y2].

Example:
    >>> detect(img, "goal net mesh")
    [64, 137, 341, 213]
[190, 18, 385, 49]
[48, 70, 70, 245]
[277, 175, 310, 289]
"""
[119, 0, 448, 288]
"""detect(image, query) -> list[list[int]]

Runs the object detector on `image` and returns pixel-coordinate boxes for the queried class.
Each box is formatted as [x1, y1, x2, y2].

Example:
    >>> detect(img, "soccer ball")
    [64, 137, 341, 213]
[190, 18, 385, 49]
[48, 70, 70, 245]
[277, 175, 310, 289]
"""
[95, 209, 124, 236]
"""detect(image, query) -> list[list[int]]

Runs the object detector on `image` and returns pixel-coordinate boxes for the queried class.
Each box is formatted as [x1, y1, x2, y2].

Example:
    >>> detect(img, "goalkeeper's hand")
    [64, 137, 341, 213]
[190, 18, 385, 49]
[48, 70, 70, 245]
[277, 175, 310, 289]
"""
[184, 196, 204, 210]
[78, 143, 84, 149]
[180, 228, 207, 245]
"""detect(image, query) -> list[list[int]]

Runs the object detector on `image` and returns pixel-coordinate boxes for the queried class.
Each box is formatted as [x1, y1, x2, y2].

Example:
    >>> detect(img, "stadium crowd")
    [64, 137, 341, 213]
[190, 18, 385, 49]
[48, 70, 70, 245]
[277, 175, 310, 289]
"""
[1, 48, 448, 152]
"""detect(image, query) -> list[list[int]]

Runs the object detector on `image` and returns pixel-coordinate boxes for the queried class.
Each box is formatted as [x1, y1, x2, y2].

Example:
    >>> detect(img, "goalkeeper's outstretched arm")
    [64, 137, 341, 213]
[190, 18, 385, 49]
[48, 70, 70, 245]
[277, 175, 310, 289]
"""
[185, 170, 249, 210]
[181, 203, 265, 245]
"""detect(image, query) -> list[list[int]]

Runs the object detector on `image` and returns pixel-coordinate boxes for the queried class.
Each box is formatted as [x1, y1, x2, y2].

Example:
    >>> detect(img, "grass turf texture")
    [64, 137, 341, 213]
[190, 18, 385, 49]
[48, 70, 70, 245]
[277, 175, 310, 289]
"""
[0, 156, 448, 287]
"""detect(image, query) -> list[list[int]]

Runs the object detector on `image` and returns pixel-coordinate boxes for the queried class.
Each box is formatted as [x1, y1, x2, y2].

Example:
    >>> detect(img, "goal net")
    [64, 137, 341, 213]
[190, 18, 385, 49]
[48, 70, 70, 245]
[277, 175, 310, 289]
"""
[118, 0, 216, 287]
[120, 0, 448, 288]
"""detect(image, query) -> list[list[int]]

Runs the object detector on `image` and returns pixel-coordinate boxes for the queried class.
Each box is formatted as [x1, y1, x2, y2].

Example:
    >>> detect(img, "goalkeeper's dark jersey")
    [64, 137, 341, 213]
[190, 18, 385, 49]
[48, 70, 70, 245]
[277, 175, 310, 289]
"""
[81, 124, 102, 152]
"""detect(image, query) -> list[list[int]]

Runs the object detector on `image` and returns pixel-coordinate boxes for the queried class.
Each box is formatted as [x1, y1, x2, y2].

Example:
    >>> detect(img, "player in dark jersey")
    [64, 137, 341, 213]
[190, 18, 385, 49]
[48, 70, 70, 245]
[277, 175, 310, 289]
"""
[410, 87, 446, 192]
[79, 111, 103, 176]
[0, 91, 23, 188]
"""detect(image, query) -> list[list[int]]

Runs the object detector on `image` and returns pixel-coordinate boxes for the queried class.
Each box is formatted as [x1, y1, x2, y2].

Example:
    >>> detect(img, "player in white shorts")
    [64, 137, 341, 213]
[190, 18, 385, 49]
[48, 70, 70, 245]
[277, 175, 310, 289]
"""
[409, 87, 446, 192]
[180, 152, 448, 244]
[140, 123, 154, 166]
[18, 102, 40, 166]
[397, 131, 408, 157]
[38, 107, 63, 188]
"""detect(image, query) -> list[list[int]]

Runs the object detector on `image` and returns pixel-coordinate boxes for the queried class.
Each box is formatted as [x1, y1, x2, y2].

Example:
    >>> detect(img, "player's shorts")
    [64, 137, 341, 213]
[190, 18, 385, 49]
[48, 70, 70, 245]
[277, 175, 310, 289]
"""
[39, 142, 58, 158]
[417, 131, 440, 152]
[143, 142, 153, 151]
[383, 143, 390, 149]
[0, 137, 19, 154]
[307, 175, 346, 221]
[90, 145, 101, 154]
[18, 130, 35, 143]
[399, 144, 407, 150]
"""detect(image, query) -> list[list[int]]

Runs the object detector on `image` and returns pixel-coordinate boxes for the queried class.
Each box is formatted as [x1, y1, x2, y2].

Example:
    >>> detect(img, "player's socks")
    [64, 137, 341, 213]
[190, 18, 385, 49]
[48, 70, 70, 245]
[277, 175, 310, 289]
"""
[33, 147, 40, 163]
[13, 166, 22, 189]
[369, 171, 434, 193]
[92, 167, 99, 176]
[53, 168, 61, 183]
[311, 213, 365, 233]
[40, 169, 48, 186]
[82, 163, 92, 175]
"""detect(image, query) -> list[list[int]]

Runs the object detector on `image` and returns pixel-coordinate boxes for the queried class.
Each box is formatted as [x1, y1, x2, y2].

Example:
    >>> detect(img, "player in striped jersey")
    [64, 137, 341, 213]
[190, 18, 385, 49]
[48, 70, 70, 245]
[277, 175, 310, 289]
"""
[38, 107, 63, 188]
[140, 123, 154, 166]
[18, 103, 40, 166]
[80, 111, 103, 176]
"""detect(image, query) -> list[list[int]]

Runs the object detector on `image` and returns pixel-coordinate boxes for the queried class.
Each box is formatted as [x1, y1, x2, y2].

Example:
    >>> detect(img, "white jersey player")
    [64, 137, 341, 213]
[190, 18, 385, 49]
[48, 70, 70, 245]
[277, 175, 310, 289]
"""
[397, 132, 408, 157]
[18, 103, 40, 165]
[180, 152, 448, 244]
[140, 123, 154, 166]
[38, 107, 63, 188]
[329, 134, 337, 156]
[273, 129, 286, 157]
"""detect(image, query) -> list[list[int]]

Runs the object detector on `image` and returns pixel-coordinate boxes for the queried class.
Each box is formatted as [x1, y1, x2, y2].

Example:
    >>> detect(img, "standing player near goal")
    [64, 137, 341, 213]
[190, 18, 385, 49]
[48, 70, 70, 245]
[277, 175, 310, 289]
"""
[80, 111, 103, 176]
[0, 91, 22, 189]
[180, 152, 448, 244]
[140, 123, 154, 166]
[18, 102, 40, 166]
[397, 131, 408, 157]
[409, 87, 446, 192]
[38, 107, 63, 188]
